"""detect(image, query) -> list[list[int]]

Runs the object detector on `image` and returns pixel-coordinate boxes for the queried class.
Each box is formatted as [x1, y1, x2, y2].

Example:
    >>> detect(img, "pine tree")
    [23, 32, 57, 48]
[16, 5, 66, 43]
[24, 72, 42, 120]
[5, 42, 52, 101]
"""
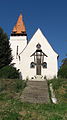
[0, 27, 13, 69]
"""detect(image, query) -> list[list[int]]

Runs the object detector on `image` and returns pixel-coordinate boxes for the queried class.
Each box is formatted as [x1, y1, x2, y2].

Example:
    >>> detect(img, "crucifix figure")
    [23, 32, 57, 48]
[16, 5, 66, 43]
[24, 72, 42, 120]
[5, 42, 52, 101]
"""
[30, 43, 48, 75]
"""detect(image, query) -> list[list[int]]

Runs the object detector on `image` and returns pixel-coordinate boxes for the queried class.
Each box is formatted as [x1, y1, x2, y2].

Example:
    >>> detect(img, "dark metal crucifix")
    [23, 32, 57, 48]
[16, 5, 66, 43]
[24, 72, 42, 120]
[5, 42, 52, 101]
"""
[30, 43, 48, 75]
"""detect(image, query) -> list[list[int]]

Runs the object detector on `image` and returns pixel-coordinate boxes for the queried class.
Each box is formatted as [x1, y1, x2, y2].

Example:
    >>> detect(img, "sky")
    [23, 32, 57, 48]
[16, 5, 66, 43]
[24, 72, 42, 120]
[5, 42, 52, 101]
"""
[0, 0, 67, 68]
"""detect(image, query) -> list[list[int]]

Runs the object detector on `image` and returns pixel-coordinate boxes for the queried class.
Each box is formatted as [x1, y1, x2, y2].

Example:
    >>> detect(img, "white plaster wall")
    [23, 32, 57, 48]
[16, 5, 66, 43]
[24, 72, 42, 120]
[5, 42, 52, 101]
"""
[10, 36, 27, 70]
[19, 56, 36, 79]
[19, 29, 58, 80]
[42, 57, 58, 79]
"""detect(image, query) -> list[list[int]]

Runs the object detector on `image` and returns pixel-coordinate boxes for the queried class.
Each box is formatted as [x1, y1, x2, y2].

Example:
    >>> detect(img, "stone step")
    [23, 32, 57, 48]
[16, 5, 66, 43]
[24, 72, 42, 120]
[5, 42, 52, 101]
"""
[20, 80, 49, 103]
[27, 81, 47, 86]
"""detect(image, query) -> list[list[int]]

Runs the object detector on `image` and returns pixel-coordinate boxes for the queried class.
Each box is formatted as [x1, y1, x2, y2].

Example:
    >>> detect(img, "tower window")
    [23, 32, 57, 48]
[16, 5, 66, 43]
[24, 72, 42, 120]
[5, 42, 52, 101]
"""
[30, 62, 35, 68]
[42, 62, 47, 68]
[17, 46, 18, 55]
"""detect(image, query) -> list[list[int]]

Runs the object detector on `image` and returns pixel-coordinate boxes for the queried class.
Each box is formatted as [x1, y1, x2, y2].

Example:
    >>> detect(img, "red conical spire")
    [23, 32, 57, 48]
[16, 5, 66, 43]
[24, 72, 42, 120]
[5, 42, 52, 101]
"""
[11, 14, 26, 35]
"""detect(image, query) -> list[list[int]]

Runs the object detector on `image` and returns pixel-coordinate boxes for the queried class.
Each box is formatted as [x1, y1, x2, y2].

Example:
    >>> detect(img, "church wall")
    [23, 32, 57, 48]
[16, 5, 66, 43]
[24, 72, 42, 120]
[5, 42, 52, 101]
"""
[19, 51, 36, 79]
[10, 36, 27, 70]
[19, 52, 58, 80]
[10, 29, 58, 80]
[42, 56, 58, 79]
[18, 29, 58, 80]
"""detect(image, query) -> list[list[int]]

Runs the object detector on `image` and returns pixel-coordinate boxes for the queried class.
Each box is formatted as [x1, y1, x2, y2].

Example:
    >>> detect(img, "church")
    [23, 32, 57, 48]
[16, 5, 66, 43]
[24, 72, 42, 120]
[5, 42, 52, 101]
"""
[10, 14, 58, 80]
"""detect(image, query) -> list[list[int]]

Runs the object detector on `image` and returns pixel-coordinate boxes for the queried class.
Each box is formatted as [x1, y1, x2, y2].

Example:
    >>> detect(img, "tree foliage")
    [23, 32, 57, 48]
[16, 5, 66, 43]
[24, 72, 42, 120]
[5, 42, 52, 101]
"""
[0, 65, 20, 79]
[58, 58, 67, 78]
[0, 27, 13, 69]
[62, 58, 67, 66]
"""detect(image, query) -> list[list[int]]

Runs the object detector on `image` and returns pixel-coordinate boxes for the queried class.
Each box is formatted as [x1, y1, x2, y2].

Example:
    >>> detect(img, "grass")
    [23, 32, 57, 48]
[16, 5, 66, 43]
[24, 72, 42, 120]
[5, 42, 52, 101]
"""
[0, 97, 67, 120]
[48, 77, 67, 104]
[0, 78, 26, 93]
[0, 78, 67, 120]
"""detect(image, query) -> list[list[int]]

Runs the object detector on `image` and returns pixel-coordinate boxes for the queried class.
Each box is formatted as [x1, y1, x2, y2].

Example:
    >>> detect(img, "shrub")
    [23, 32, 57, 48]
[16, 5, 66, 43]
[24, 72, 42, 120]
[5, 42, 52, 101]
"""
[0, 79, 27, 93]
[0, 65, 20, 79]
[48, 78, 67, 103]
[15, 79, 26, 92]
[48, 78, 67, 90]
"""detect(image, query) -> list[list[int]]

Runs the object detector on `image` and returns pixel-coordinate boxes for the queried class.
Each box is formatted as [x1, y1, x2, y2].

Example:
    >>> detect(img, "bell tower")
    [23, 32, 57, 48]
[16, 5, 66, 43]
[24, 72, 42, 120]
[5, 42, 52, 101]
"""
[10, 14, 27, 62]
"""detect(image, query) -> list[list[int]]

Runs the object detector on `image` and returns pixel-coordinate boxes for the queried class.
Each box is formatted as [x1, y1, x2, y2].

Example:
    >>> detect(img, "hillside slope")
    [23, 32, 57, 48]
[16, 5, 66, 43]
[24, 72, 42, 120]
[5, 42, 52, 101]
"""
[0, 78, 67, 120]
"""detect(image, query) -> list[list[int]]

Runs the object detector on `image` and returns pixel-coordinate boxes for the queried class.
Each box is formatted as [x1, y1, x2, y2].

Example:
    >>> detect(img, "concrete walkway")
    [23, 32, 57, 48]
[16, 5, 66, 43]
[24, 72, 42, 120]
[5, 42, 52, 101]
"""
[20, 80, 49, 103]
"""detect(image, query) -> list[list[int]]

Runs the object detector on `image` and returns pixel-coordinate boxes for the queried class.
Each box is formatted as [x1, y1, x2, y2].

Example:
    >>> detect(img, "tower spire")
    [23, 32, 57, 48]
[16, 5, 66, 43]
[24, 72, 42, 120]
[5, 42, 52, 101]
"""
[11, 13, 27, 36]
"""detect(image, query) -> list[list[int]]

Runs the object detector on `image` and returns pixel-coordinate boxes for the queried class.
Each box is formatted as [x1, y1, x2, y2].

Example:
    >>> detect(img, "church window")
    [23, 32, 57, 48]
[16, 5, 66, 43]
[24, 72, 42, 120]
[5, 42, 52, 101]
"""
[19, 55, 20, 61]
[30, 62, 35, 68]
[17, 46, 18, 55]
[42, 62, 47, 68]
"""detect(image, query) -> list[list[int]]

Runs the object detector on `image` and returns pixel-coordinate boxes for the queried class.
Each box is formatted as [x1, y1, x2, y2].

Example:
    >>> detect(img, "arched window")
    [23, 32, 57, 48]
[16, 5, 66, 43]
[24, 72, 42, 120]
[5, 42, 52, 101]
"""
[42, 62, 47, 68]
[30, 62, 35, 68]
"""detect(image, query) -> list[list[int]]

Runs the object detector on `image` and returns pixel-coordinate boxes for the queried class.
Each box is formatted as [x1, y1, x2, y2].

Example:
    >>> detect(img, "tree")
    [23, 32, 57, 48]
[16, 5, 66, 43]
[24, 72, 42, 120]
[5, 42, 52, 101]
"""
[0, 65, 20, 79]
[62, 58, 67, 66]
[0, 27, 13, 69]
[58, 58, 67, 78]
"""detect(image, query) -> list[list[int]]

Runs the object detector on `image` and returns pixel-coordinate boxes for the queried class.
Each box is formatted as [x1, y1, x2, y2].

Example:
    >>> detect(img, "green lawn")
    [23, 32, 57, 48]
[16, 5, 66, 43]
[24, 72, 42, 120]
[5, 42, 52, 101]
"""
[0, 78, 67, 120]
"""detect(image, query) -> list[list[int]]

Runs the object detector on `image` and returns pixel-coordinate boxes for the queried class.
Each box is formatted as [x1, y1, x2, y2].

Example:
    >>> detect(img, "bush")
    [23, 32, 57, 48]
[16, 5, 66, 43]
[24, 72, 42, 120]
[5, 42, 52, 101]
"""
[48, 78, 67, 90]
[0, 79, 27, 93]
[0, 65, 20, 79]
[58, 65, 67, 78]
[48, 78, 67, 103]
[15, 79, 26, 92]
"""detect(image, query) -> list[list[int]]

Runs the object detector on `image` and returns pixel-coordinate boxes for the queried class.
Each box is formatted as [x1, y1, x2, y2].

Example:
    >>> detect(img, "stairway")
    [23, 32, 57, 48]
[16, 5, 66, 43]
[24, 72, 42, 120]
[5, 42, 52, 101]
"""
[20, 79, 49, 103]
[31, 75, 44, 81]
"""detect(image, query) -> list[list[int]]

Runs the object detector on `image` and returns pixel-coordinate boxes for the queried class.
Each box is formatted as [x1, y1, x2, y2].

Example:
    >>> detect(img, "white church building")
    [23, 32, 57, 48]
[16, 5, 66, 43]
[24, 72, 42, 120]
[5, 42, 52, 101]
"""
[10, 14, 58, 80]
